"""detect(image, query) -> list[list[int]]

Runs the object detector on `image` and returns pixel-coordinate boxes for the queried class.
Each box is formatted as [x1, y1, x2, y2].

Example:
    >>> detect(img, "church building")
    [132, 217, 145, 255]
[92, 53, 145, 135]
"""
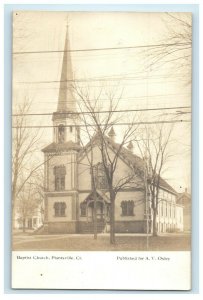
[41, 28, 183, 234]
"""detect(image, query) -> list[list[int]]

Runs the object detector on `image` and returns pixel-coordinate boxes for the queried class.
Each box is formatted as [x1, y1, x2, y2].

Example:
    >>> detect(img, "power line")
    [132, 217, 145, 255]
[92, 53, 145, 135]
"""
[12, 106, 191, 117]
[13, 94, 190, 105]
[15, 79, 189, 89]
[12, 120, 191, 128]
[14, 72, 188, 85]
[13, 42, 191, 55]
[14, 76, 189, 84]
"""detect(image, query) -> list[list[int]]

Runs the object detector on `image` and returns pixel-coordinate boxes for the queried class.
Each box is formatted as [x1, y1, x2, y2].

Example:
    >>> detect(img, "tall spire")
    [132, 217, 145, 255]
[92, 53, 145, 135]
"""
[57, 25, 75, 112]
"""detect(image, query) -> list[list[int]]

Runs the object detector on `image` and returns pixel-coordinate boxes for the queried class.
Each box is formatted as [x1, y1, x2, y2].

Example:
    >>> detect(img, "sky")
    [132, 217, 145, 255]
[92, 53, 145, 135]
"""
[12, 11, 192, 192]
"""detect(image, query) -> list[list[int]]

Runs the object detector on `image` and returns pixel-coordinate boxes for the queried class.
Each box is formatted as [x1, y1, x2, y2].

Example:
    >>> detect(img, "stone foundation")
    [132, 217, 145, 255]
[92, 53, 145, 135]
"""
[115, 221, 146, 233]
[34, 220, 148, 234]
[47, 221, 78, 234]
[78, 220, 105, 234]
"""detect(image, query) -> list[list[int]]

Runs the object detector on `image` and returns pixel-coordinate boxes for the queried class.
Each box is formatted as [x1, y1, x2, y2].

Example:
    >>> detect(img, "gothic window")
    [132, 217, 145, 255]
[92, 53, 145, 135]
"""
[121, 200, 135, 216]
[58, 124, 65, 143]
[80, 202, 86, 217]
[93, 163, 108, 190]
[54, 165, 66, 191]
[54, 202, 66, 217]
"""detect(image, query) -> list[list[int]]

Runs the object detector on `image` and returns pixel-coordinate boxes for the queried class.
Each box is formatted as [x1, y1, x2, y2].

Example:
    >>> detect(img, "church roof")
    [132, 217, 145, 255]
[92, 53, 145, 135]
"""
[112, 140, 177, 194]
[79, 134, 177, 195]
[158, 177, 177, 195]
[42, 141, 81, 153]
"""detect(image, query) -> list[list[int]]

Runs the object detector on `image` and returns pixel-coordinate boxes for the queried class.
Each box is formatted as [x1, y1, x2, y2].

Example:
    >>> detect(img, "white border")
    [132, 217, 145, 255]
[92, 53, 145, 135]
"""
[1, 0, 202, 298]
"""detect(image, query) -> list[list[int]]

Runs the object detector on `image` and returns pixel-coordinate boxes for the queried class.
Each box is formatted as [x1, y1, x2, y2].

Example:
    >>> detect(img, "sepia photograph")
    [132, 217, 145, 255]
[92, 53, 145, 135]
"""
[12, 11, 191, 253]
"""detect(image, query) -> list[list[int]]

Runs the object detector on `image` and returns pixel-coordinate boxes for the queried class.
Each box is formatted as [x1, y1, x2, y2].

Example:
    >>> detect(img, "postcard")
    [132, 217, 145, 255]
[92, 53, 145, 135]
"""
[12, 11, 191, 290]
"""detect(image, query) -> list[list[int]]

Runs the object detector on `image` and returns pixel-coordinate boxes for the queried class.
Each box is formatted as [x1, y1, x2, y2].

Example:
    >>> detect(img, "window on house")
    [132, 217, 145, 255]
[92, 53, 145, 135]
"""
[80, 202, 86, 217]
[54, 165, 66, 191]
[121, 200, 135, 216]
[54, 202, 66, 217]
[58, 124, 65, 143]
[93, 163, 108, 190]
[161, 202, 164, 216]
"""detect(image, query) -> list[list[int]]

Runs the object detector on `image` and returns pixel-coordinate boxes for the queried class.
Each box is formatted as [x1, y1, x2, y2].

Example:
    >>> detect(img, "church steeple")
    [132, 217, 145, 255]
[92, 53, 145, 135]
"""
[57, 25, 75, 112]
[52, 25, 79, 145]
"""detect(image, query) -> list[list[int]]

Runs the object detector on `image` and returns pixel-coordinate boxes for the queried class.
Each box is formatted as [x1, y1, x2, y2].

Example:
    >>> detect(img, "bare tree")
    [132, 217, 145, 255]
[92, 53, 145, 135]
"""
[16, 180, 43, 232]
[136, 123, 174, 236]
[146, 12, 192, 79]
[12, 98, 43, 230]
[74, 85, 142, 244]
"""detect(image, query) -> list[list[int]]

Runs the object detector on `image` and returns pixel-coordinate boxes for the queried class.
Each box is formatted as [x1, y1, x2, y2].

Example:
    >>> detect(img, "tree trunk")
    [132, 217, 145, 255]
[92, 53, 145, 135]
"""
[152, 209, 158, 236]
[110, 197, 116, 244]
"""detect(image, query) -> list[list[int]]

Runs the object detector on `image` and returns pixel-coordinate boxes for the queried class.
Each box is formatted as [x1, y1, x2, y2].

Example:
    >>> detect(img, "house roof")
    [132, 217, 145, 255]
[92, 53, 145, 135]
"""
[79, 134, 177, 195]
[42, 141, 81, 153]
[177, 191, 191, 200]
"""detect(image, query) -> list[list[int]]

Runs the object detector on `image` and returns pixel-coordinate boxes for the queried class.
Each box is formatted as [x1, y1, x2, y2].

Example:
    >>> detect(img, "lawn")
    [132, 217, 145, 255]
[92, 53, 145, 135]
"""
[12, 233, 191, 251]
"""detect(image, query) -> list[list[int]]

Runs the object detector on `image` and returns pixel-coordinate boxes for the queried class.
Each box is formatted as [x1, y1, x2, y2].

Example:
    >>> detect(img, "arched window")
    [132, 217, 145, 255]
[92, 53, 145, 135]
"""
[54, 165, 66, 191]
[121, 200, 135, 216]
[58, 124, 65, 143]
[93, 162, 108, 189]
[54, 202, 66, 217]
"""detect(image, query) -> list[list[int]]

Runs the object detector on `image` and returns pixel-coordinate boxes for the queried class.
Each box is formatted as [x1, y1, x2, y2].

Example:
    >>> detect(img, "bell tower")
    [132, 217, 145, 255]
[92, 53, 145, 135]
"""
[42, 25, 80, 234]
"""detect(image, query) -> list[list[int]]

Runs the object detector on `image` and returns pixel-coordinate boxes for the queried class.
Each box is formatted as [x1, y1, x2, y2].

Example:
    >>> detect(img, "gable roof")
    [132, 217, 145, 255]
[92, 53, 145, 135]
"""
[83, 189, 110, 204]
[78, 134, 177, 195]
[177, 191, 191, 200]
[111, 141, 177, 194]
